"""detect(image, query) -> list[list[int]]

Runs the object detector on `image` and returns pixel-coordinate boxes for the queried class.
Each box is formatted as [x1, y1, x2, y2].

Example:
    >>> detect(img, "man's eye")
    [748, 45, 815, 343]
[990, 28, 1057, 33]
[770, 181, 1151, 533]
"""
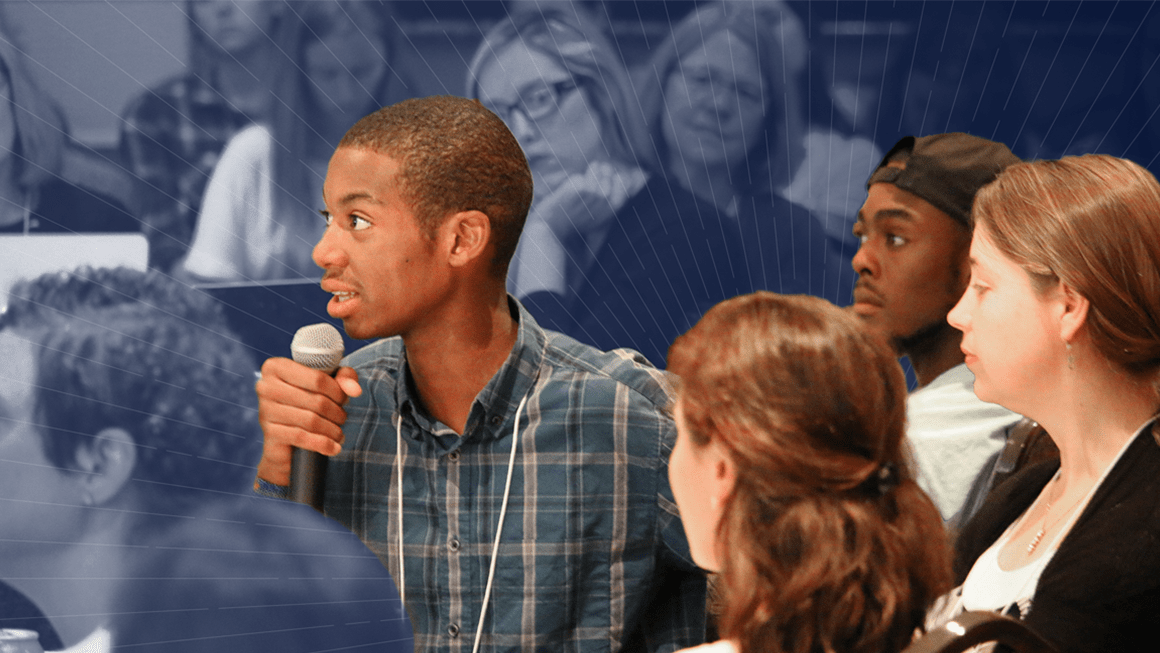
[320, 210, 333, 226]
[352, 215, 371, 231]
[887, 235, 906, 247]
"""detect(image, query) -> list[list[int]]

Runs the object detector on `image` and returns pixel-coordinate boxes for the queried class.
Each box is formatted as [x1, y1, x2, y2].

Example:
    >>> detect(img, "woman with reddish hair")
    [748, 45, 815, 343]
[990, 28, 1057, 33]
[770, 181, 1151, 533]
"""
[941, 154, 1160, 652]
[667, 292, 952, 653]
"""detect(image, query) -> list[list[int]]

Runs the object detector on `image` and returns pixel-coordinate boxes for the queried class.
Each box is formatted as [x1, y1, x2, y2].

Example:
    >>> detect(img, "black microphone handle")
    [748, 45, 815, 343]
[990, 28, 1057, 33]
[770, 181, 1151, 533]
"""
[290, 446, 327, 512]
[287, 322, 344, 514]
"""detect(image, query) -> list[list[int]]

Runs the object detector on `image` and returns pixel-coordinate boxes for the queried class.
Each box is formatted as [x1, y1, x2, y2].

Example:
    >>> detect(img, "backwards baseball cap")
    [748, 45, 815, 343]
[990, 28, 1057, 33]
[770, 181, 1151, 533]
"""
[866, 133, 1020, 227]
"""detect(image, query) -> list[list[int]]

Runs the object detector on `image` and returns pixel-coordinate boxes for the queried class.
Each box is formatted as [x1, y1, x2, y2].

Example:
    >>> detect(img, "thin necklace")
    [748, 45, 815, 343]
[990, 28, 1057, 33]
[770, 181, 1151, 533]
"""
[1026, 472, 1085, 555]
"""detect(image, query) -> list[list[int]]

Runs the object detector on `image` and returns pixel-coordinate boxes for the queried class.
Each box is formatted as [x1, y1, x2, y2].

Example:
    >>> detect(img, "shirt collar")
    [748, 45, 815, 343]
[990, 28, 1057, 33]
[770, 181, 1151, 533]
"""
[393, 296, 546, 443]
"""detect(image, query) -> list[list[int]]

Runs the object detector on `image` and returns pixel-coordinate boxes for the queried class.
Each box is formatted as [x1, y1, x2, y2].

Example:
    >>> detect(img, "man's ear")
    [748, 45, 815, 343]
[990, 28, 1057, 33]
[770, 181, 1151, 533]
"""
[443, 210, 492, 269]
[73, 427, 137, 506]
[1057, 280, 1090, 344]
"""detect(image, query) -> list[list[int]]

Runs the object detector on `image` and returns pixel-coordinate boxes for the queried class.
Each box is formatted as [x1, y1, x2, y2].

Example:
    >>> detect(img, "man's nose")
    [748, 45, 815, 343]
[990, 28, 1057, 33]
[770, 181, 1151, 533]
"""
[313, 223, 345, 270]
[851, 240, 876, 278]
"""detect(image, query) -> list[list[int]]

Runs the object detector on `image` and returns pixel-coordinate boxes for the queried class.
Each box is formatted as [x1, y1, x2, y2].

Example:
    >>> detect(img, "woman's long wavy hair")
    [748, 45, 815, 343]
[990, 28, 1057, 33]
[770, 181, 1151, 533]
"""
[668, 292, 953, 653]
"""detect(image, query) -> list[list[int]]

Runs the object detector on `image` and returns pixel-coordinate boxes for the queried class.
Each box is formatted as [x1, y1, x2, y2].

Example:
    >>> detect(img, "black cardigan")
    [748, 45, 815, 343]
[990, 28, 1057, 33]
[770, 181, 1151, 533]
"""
[953, 423, 1160, 653]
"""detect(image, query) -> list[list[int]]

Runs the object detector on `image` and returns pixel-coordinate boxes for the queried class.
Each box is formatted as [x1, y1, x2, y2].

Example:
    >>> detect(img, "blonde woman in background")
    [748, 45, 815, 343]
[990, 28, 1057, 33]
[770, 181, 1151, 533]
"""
[468, 5, 745, 367]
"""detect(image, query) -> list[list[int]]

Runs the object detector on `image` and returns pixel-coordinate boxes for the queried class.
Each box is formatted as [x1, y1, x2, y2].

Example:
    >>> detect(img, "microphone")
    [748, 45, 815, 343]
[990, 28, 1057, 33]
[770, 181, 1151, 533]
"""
[289, 323, 345, 512]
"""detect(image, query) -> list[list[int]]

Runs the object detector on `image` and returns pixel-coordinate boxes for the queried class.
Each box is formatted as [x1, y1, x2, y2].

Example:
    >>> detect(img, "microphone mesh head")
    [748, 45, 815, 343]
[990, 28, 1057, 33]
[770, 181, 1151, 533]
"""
[291, 323, 345, 373]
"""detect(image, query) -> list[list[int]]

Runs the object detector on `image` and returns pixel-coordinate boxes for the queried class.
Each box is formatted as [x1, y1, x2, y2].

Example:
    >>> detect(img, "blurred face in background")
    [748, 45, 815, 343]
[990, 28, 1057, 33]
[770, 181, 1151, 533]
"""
[304, 15, 389, 126]
[663, 29, 766, 173]
[476, 40, 603, 196]
[191, 0, 276, 56]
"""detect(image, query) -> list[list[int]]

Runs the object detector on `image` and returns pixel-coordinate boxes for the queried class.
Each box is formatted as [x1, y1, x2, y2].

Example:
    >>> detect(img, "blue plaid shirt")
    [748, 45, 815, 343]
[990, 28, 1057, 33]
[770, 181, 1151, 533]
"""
[320, 299, 706, 652]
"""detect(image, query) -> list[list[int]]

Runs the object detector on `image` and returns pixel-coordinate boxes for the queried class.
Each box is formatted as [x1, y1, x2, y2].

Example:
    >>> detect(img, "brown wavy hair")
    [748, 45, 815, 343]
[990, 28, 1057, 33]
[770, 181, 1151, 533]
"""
[667, 292, 952, 653]
[972, 155, 1160, 409]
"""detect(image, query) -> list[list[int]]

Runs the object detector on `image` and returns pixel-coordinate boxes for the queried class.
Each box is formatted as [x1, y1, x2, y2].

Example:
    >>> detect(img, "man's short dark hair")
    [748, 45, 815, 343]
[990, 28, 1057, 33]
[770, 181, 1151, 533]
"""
[1, 267, 261, 507]
[338, 95, 534, 278]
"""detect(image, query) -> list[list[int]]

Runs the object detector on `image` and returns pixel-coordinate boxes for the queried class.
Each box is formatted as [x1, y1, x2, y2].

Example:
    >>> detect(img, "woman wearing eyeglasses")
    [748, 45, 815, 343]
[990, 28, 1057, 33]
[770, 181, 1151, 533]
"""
[467, 5, 746, 368]
[638, 2, 853, 306]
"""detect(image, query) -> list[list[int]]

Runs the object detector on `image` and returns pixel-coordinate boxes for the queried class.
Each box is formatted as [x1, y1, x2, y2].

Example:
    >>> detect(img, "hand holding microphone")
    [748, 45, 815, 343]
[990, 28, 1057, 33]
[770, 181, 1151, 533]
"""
[254, 323, 361, 510]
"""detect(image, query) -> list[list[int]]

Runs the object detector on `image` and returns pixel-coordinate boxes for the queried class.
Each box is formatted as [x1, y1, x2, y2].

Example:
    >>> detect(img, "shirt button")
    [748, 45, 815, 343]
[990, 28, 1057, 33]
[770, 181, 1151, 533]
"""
[447, 451, 460, 462]
[448, 538, 460, 552]
[490, 415, 502, 426]
[448, 623, 460, 638]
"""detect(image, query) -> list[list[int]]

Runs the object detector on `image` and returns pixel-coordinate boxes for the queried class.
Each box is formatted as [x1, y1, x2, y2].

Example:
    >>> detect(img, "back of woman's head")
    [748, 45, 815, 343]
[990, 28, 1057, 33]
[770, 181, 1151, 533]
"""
[973, 155, 1160, 398]
[638, 1, 807, 190]
[465, 4, 649, 170]
[0, 29, 68, 187]
[668, 292, 952, 653]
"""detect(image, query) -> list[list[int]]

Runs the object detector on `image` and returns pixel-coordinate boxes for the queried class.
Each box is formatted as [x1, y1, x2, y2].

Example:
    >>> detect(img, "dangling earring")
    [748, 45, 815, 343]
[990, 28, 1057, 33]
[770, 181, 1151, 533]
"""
[1066, 341, 1075, 370]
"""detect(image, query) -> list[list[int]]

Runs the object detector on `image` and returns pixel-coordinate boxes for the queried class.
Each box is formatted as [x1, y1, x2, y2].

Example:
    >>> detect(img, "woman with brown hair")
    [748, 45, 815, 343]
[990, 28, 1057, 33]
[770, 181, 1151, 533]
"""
[941, 154, 1160, 652]
[667, 292, 953, 653]
[180, 0, 411, 282]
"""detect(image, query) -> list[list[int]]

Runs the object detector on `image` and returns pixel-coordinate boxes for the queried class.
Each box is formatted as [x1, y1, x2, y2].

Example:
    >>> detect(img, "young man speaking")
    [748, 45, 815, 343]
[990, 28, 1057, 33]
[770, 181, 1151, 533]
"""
[254, 96, 706, 652]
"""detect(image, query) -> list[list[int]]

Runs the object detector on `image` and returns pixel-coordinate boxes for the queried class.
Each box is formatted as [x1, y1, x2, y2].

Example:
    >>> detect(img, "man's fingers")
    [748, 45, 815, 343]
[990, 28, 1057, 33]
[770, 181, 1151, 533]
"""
[260, 357, 351, 406]
[335, 366, 362, 397]
[260, 400, 346, 447]
[255, 357, 357, 490]
[257, 369, 349, 427]
[266, 422, 344, 457]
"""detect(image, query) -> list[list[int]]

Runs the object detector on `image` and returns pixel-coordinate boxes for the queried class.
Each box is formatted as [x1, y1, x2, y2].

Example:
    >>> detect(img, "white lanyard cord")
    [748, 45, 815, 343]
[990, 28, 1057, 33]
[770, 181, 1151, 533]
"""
[394, 394, 529, 653]
[472, 393, 527, 653]
[395, 411, 405, 605]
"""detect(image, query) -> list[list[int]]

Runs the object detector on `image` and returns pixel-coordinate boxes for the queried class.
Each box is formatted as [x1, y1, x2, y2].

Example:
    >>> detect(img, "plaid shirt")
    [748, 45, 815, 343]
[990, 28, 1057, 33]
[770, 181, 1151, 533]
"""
[321, 299, 707, 653]
[118, 73, 252, 272]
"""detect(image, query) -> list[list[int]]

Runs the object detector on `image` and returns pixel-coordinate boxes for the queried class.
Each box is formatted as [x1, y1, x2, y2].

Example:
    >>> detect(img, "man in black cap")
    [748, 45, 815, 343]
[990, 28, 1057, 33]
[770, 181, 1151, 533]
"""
[850, 133, 1023, 530]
